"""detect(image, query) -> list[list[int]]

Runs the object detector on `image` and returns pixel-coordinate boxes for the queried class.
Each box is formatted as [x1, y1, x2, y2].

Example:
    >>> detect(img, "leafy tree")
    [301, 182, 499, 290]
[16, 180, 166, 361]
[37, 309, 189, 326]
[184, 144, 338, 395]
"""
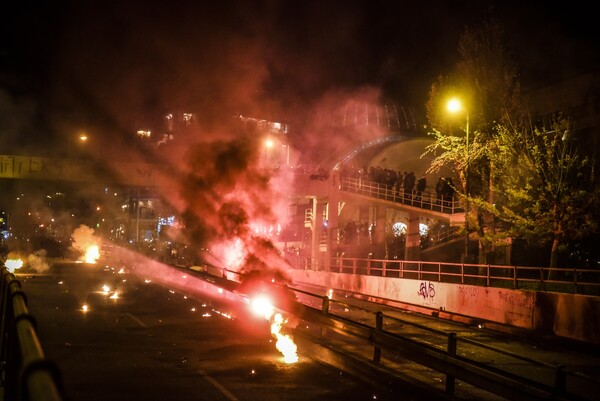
[424, 17, 600, 270]
[424, 18, 522, 263]
[494, 118, 600, 271]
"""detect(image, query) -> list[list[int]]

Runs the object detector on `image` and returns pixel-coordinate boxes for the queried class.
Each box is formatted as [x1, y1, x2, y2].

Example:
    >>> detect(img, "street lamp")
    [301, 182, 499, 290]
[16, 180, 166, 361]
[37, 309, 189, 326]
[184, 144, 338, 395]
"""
[447, 98, 470, 262]
[68, 132, 89, 158]
[264, 138, 274, 167]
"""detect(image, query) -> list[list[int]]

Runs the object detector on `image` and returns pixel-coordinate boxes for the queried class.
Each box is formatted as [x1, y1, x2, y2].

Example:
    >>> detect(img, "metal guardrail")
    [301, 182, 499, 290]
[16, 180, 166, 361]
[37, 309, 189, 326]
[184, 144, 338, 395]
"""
[291, 287, 598, 401]
[0, 266, 64, 401]
[171, 262, 600, 400]
[324, 257, 600, 295]
[340, 176, 464, 214]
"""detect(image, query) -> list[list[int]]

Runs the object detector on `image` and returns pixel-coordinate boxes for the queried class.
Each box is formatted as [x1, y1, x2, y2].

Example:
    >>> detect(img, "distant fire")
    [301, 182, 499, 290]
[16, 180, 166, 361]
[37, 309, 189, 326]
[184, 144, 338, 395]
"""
[215, 238, 246, 271]
[84, 245, 100, 264]
[100, 284, 119, 300]
[5, 258, 24, 273]
[71, 224, 101, 264]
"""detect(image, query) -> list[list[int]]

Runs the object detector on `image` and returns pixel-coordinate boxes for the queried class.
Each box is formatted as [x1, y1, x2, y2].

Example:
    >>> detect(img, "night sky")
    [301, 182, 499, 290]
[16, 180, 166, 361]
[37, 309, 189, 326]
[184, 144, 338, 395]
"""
[0, 0, 599, 274]
[1, 0, 598, 157]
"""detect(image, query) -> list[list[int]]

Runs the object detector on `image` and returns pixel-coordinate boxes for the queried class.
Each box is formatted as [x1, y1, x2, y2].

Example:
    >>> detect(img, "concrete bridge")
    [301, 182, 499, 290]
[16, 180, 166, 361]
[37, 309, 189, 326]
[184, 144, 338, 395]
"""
[0, 154, 166, 187]
[0, 134, 468, 266]
[285, 135, 467, 267]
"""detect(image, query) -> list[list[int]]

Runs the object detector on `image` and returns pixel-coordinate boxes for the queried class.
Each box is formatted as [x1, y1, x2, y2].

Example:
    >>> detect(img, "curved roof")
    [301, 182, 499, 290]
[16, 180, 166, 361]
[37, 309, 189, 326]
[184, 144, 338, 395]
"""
[335, 136, 456, 180]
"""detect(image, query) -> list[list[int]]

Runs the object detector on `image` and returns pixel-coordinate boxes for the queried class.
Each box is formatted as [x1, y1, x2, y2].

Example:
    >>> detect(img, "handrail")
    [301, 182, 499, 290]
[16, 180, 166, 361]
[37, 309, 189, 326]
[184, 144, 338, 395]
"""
[332, 176, 600, 295]
[292, 288, 598, 401]
[339, 176, 464, 214]
[0, 266, 64, 401]
[310, 257, 600, 295]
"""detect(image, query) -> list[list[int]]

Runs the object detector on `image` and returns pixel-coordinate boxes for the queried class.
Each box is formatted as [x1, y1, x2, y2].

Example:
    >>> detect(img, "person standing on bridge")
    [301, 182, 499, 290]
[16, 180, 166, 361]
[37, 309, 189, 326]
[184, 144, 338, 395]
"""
[404, 171, 415, 199]
[436, 177, 445, 203]
[395, 171, 405, 198]
[416, 175, 426, 200]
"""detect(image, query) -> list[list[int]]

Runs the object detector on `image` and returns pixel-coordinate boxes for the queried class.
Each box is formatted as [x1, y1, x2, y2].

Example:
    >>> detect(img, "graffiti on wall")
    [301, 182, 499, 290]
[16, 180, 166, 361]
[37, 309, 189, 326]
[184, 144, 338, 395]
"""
[417, 281, 435, 300]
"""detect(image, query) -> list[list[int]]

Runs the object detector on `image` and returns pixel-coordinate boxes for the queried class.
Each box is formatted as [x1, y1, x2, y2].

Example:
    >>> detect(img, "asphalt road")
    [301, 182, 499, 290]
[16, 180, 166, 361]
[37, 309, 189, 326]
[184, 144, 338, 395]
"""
[18, 261, 399, 401]
[16, 255, 600, 401]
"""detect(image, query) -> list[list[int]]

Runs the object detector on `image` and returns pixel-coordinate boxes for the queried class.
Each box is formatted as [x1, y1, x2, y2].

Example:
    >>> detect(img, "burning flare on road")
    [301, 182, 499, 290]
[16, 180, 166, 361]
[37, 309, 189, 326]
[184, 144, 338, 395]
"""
[250, 295, 298, 364]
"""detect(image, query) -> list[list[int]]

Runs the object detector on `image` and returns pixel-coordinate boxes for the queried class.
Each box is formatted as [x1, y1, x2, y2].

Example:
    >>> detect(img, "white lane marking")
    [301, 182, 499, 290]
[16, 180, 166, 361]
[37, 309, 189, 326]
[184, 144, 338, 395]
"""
[125, 313, 148, 328]
[198, 369, 239, 401]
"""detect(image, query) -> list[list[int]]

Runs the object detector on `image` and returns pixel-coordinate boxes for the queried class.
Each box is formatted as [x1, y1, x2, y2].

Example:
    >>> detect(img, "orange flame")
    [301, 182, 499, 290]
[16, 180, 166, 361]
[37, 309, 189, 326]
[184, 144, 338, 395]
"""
[84, 245, 100, 263]
[271, 312, 298, 363]
[250, 295, 298, 363]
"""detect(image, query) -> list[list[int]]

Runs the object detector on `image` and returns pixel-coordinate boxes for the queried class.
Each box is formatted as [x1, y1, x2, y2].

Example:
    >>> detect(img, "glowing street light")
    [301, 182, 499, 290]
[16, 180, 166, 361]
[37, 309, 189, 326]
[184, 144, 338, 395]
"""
[447, 97, 470, 262]
[264, 138, 274, 166]
[68, 132, 90, 158]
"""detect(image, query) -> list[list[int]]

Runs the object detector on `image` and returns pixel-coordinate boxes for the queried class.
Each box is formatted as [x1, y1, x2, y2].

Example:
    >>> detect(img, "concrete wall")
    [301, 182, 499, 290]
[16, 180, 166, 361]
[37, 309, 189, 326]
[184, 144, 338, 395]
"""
[289, 269, 600, 345]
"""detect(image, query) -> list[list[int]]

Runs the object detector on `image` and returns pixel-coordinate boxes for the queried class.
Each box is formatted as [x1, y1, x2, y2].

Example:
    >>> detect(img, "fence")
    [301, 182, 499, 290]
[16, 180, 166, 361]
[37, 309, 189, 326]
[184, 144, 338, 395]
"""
[292, 287, 600, 401]
[0, 266, 64, 401]
[291, 256, 600, 296]
[340, 176, 464, 214]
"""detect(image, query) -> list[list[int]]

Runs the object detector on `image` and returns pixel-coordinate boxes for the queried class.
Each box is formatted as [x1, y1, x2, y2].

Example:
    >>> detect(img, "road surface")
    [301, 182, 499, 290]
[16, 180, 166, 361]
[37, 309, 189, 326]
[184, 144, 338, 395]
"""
[19, 261, 398, 401]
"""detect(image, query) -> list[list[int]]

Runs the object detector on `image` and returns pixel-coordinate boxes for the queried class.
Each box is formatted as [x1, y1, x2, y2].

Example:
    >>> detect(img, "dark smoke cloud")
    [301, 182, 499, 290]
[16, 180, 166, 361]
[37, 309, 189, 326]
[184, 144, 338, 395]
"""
[5, 1, 596, 163]
[3, 1, 597, 284]
[170, 123, 293, 276]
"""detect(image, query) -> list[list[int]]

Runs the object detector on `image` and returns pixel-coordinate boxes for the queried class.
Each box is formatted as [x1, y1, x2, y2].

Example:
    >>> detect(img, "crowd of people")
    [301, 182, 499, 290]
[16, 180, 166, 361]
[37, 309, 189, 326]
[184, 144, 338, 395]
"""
[339, 164, 456, 201]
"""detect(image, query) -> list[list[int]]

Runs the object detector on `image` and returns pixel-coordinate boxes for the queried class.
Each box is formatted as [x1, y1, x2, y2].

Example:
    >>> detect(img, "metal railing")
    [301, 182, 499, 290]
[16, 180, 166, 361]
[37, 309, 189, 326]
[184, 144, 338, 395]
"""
[0, 266, 64, 401]
[292, 256, 600, 295]
[172, 262, 600, 400]
[291, 287, 600, 401]
[340, 176, 464, 214]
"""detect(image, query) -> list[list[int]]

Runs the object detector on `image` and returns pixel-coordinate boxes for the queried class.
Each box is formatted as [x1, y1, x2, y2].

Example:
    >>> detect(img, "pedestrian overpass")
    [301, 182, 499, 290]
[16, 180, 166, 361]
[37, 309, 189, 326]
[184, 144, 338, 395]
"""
[288, 135, 467, 266]
[1, 134, 468, 264]
[0, 154, 167, 187]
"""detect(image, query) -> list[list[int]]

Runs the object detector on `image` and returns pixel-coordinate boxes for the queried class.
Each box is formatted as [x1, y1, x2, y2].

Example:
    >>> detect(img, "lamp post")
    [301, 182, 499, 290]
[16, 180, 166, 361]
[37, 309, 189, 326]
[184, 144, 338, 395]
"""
[447, 98, 469, 262]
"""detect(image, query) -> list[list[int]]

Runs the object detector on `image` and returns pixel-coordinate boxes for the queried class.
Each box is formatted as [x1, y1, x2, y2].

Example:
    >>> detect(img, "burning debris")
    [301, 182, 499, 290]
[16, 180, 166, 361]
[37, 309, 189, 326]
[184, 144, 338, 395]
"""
[239, 266, 300, 364]
[249, 293, 299, 364]
[70, 224, 102, 263]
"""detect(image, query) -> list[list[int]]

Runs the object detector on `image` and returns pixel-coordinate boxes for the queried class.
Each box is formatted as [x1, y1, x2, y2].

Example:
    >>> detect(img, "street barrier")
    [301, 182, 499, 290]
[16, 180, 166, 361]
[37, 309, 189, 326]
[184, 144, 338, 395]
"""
[291, 287, 599, 401]
[323, 257, 600, 295]
[0, 266, 64, 401]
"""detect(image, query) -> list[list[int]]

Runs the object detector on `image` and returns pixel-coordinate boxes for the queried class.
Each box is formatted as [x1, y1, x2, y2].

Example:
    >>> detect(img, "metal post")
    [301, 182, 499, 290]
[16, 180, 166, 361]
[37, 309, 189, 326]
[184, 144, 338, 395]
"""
[464, 113, 470, 263]
[373, 312, 383, 363]
[320, 296, 330, 337]
[554, 365, 566, 394]
[321, 296, 330, 315]
[446, 332, 457, 395]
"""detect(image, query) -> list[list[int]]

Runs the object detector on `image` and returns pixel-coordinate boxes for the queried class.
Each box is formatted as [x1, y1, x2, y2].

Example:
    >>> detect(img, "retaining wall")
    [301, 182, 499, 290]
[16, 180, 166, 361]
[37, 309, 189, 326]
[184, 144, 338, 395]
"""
[289, 269, 600, 345]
